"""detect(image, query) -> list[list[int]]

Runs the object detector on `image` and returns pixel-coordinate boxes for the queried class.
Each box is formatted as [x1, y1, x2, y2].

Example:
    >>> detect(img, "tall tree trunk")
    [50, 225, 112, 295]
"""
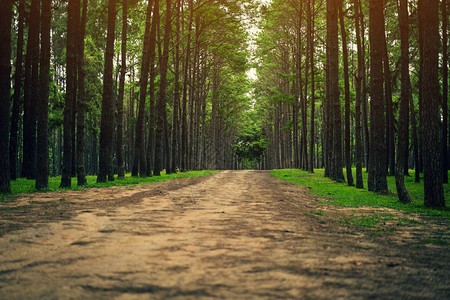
[133, 0, 155, 177]
[61, 0, 78, 187]
[360, 2, 369, 170]
[154, 0, 172, 176]
[77, 0, 88, 185]
[145, 0, 159, 177]
[10, 0, 25, 181]
[368, 0, 388, 192]
[339, 1, 354, 186]
[395, 0, 412, 203]
[180, 1, 192, 172]
[117, 0, 127, 179]
[442, 0, 448, 183]
[382, 25, 395, 177]
[353, 0, 364, 188]
[327, 0, 344, 182]
[308, 0, 315, 173]
[419, 0, 445, 207]
[170, 0, 181, 173]
[98, 0, 117, 182]
[22, 0, 40, 180]
[0, 0, 13, 192]
[36, 0, 52, 189]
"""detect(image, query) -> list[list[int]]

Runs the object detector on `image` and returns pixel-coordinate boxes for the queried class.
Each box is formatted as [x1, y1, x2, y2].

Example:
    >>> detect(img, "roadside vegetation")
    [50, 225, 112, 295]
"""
[272, 169, 450, 217]
[272, 169, 449, 245]
[0, 170, 218, 201]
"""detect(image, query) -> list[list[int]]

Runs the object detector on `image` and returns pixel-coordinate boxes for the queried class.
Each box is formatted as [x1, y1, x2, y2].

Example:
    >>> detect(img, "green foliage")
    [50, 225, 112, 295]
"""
[233, 109, 268, 168]
[271, 169, 450, 217]
[0, 171, 218, 201]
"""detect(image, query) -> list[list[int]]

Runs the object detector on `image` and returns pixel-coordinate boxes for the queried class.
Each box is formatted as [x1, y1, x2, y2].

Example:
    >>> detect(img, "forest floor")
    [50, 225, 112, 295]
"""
[0, 170, 448, 299]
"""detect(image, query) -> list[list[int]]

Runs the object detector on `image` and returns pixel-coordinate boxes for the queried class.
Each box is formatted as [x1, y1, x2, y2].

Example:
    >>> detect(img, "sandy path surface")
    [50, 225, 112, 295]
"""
[0, 170, 448, 299]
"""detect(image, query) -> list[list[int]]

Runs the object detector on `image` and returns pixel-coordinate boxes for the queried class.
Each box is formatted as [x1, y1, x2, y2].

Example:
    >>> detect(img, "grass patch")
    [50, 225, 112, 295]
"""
[308, 211, 327, 216]
[271, 168, 450, 218]
[340, 213, 393, 227]
[422, 237, 448, 245]
[0, 170, 218, 201]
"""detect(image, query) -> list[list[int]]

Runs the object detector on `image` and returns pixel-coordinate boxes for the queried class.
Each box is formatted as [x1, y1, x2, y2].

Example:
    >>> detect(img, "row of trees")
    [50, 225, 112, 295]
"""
[1, 0, 253, 191]
[0, 0, 447, 208]
[253, 0, 447, 207]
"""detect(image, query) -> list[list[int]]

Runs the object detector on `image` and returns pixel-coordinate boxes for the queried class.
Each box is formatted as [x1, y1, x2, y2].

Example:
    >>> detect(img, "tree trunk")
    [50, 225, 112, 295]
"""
[382, 25, 395, 177]
[22, 0, 41, 180]
[308, 0, 315, 173]
[368, 0, 388, 192]
[419, 0, 445, 207]
[327, 0, 344, 182]
[10, 0, 25, 181]
[170, 0, 181, 173]
[395, 0, 412, 203]
[116, 0, 127, 179]
[133, 0, 155, 177]
[154, 0, 172, 176]
[61, 0, 77, 187]
[98, 0, 117, 182]
[441, 0, 448, 183]
[353, 0, 364, 188]
[0, 0, 13, 192]
[77, 0, 88, 185]
[36, 0, 52, 189]
[339, 1, 354, 186]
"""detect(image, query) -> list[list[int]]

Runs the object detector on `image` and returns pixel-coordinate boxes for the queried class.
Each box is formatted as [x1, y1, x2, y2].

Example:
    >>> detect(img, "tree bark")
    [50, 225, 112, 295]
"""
[353, 0, 364, 188]
[61, 0, 77, 187]
[133, 0, 155, 177]
[116, 0, 127, 179]
[98, 0, 117, 182]
[368, 0, 388, 193]
[77, 0, 88, 185]
[441, 0, 448, 183]
[36, 0, 52, 189]
[339, 1, 354, 186]
[395, 0, 412, 203]
[154, 0, 173, 176]
[22, 0, 41, 180]
[0, 0, 13, 192]
[327, 0, 344, 182]
[10, 0, 25, 181]
[419, 0, 445, 207]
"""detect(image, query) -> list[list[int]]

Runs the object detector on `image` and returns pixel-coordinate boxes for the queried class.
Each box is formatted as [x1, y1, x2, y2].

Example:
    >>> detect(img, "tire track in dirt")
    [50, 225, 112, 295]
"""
[0, 170, 448, 299]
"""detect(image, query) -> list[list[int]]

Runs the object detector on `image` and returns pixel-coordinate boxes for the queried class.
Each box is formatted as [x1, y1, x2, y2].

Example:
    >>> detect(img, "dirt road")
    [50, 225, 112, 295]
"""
[0, 170, 448, 299]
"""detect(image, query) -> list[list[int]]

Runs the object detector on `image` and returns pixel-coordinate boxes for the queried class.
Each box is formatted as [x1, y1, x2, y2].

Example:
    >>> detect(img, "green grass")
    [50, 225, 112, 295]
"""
[271, 168, 450, 218]
[0, 170, 218, 201]
[340, 213, 393, 227]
